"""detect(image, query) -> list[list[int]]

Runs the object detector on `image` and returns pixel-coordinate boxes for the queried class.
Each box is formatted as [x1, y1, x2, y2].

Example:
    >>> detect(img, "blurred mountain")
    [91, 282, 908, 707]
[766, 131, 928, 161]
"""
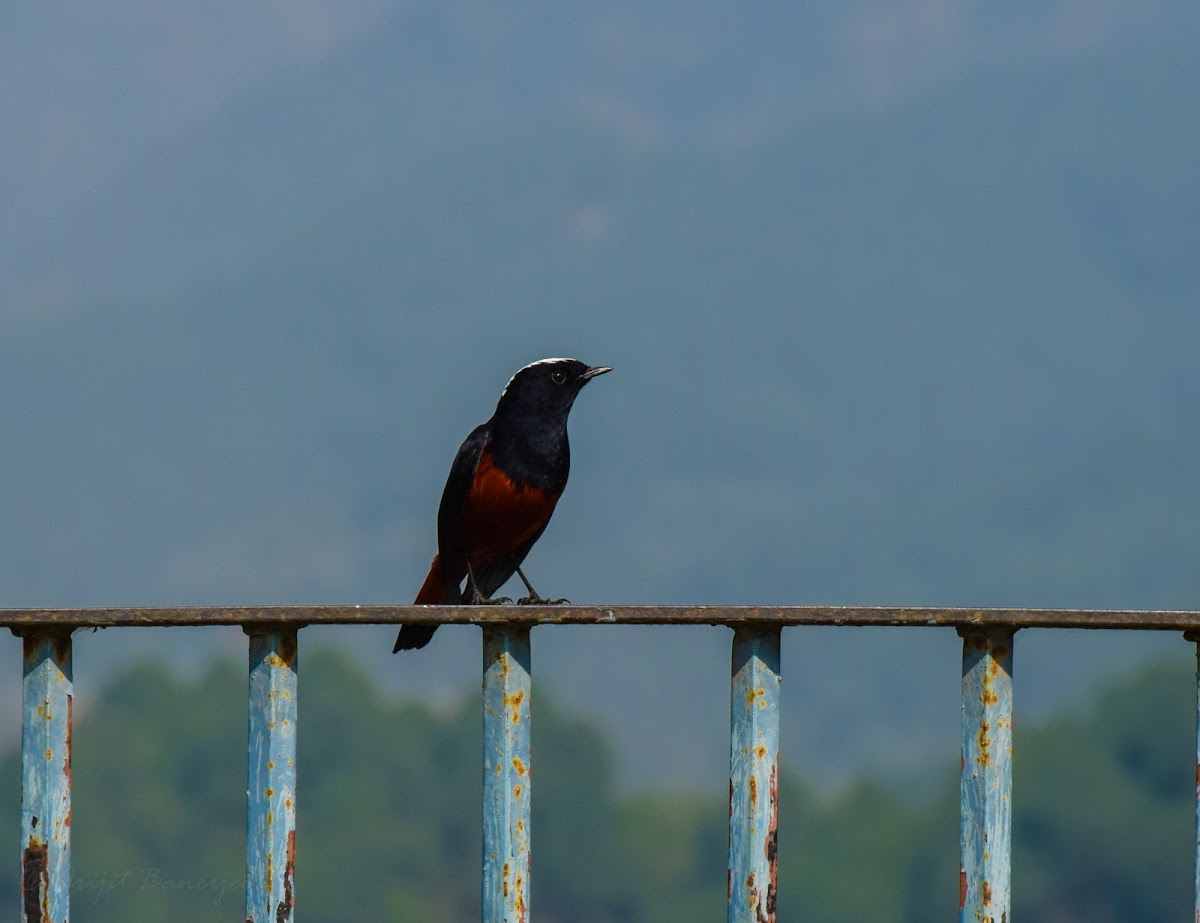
[6, 0, 1197, 301]
[0, 0, 403, 271]
[0, 2, 1197, 789]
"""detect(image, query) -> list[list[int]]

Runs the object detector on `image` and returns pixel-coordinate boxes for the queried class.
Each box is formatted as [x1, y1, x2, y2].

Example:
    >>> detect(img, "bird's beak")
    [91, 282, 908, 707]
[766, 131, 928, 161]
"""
[581, 365, 613, 381]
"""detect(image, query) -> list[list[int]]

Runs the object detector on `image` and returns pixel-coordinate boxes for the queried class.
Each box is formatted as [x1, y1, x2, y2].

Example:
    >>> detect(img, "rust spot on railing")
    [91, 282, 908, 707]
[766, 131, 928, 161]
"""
[726, 776, 734, 901]
[514, 872, 528, 923]
[22, 835, 49, 923]
[507, 688, 525, 723]
[747, 870, 771, 923]
[977, 722, 991, 767]
[959, 869, 968, 908]
[280, 631, 298, 667]
[51, 632, 71, 666]
[275, 828, 295, 923]
[64, 693, 73, 786]
[764, 763, 778, 919]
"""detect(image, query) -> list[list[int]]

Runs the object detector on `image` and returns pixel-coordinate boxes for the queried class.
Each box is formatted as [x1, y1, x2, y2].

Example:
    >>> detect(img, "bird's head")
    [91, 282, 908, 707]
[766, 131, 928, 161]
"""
[494, 357, 612, 426]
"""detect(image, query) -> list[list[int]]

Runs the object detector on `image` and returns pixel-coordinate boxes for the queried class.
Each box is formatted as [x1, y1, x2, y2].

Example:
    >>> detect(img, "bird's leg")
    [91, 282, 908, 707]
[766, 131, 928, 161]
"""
[465, 563, 511, 605]
[515, 565, 569, 605]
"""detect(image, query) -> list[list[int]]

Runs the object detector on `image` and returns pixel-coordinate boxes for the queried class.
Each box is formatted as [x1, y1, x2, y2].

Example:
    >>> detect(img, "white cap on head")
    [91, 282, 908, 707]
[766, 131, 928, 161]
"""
[500, 357, 578, 397]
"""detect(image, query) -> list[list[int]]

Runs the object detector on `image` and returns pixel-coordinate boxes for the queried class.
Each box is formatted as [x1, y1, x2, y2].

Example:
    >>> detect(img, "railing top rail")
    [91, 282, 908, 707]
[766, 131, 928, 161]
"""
[0, 605, 1197, 631]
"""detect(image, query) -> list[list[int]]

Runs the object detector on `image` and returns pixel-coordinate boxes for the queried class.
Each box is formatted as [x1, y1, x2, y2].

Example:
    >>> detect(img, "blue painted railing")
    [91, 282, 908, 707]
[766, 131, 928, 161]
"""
[7, 604, 1200, 922]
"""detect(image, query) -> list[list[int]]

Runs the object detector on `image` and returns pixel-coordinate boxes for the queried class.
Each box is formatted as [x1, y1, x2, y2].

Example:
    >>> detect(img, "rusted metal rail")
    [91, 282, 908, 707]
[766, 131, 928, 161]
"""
[8, 605, 1200, 923]
[245, 629, 298, 923]
[729, 627, 781, 921]
[958, 629, 1014, 922]
[20, 633, 72, 923]
[2, 604, 1199, 629]
[482, 627, 532, 923]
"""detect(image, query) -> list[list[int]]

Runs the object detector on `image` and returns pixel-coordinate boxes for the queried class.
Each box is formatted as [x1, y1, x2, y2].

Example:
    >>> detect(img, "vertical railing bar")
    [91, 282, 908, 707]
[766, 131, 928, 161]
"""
[958, 627, 1014, 923]
[482, 625, 532, 923]
[728, 625, 781, 923]
[1187, 630, 1200, 923]
[245, 628, 299, 923]
[18, 630, 73, 923]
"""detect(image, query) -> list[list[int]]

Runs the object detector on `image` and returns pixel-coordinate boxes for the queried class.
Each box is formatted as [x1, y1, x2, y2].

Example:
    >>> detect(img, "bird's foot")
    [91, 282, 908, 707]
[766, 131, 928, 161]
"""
[469, 589, 512, 605]
[517, 594, 569, 606]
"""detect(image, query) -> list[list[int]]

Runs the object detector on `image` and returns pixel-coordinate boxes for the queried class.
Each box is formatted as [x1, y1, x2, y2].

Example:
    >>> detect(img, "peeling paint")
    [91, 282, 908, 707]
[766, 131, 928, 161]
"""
[64, 695, 72, 786]
[729, 627, 780, 923]
[765, 762, 778, 918]
[21, 632, 73, 923]
[22, 838, 48, 923]
[483, 626, 532, 923]
[246, 630, 298, 923]
[959, 628, 1014, 923]
[275, 829, 295, 923]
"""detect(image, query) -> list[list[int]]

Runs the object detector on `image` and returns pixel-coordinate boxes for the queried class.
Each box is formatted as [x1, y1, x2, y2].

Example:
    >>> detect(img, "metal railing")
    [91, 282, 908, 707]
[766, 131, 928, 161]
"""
[7, 604, 1200, 923]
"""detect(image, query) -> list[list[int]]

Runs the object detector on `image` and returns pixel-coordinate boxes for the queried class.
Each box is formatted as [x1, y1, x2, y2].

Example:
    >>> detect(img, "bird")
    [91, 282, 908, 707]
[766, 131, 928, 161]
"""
[393, 357, 612, 651]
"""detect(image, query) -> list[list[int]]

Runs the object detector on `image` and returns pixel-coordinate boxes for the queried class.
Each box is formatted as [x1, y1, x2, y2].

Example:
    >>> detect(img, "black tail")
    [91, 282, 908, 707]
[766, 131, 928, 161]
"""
[393, 555, 458, 652]
[393, 624, 437, 652]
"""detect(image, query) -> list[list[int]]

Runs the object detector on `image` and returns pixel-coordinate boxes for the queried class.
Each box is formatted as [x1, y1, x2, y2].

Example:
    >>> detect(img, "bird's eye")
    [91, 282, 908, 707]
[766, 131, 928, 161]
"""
[550, 370, 567, 384]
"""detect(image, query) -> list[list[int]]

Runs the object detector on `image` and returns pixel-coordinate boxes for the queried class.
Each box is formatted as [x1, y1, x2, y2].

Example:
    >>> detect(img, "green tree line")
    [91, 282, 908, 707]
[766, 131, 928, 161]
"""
[1, 647, 1191, 921]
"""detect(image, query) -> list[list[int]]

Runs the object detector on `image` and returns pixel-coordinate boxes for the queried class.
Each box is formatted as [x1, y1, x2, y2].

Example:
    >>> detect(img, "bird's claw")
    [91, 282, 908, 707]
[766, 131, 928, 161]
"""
[470, 591, 512, 605]
[517, 595, 569, 606]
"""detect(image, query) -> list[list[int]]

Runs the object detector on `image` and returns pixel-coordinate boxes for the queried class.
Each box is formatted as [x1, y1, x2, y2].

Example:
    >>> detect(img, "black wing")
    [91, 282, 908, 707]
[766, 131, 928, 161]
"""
[437, 421, 490, 567]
